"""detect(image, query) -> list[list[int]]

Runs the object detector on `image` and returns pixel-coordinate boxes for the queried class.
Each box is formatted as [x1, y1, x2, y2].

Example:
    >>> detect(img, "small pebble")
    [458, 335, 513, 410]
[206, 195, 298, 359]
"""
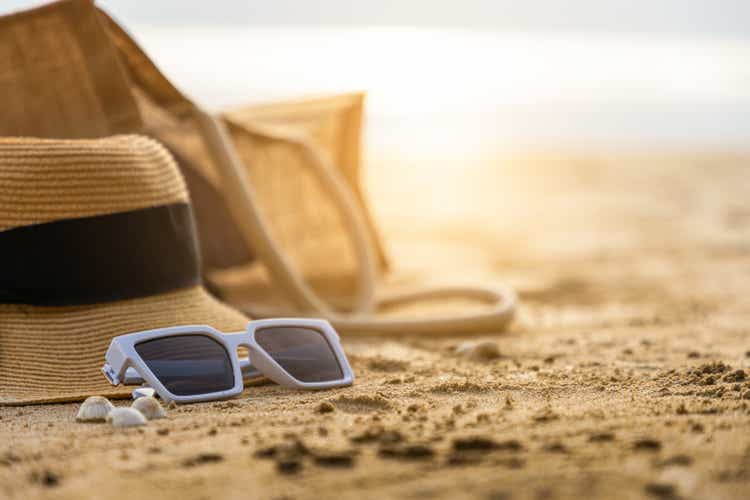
[316, 401, 335, 414]
[131, 387, 156, 400]
[455, 341, 502, 362]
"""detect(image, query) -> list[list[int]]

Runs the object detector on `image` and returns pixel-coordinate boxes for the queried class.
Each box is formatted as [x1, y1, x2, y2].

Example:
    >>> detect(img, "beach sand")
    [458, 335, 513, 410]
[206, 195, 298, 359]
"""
[2, 151, 749, 499]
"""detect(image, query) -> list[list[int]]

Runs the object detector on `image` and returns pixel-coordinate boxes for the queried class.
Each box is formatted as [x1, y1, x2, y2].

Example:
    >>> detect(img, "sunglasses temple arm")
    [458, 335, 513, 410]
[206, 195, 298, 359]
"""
[101, 342, 129, 386]
[121, 358, 261, 385]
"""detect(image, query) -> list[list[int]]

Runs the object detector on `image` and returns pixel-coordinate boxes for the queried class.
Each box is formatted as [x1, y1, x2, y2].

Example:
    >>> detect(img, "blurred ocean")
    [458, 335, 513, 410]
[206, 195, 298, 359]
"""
[133, 27, 750, 153]
[130, 27, 750, 231]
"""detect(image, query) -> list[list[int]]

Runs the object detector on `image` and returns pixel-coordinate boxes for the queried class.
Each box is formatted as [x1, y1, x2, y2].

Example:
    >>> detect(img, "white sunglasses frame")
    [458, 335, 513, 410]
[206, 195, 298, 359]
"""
[101, 318, 354, 404]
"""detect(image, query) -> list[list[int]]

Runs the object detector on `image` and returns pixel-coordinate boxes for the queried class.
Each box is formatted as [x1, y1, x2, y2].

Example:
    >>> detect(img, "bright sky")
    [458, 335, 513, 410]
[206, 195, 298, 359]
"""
[4, 1, 750, 149]
[6, 0, 750, 38]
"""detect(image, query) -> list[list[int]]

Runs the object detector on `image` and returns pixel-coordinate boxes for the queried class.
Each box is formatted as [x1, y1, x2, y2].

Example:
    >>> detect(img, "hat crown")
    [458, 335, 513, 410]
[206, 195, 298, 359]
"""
[0, 135, 201, 307]
[0, 135, 188, 232]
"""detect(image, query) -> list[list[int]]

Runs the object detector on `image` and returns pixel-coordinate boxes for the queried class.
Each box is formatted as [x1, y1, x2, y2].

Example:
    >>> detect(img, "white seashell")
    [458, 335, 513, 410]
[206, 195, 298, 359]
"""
[106, 407, 148, 428]
[455, 341, 502, 362]
[76, 396, 114, 422]
[131, 396, 166, 420]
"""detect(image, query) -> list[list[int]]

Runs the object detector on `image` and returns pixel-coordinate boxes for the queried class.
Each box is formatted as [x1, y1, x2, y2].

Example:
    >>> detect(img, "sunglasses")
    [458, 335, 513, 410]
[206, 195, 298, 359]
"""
[101, 319, 354, 404]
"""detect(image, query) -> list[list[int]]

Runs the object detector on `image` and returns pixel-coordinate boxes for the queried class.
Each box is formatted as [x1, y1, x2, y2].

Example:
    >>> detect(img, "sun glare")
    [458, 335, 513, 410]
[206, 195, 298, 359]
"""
[133, 25, 750, 233]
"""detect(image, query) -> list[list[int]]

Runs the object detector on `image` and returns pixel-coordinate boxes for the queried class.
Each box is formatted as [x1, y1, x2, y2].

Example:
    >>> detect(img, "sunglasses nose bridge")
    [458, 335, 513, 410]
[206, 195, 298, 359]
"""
[223, 332, 256, 359]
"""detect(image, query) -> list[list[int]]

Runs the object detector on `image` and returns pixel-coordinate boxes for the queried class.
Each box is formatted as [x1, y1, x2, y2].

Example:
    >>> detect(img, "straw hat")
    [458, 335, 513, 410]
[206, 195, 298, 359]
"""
[0, 135, 248, 405]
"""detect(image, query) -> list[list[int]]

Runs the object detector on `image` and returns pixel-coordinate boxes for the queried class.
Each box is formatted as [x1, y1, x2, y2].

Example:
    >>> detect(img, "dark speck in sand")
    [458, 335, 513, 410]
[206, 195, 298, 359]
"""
[312, 451, 356, 468]
[378, 443, 435, 460]
[452, 437, 523, 452]
[182, 453, 224, 467]
[543, 442, 568, 453]
[699, 362, 729, 374]
[633, 438, 662, 451]
[448, 437, 523, 466]
[254, 439, 308, 460]
[690, 422, 705, 433]
[659, 455, 693, 467]
[644, 482, 677, 498]
[316, 401, 335, 414]
[722, 369, 745, 382]
[588, 432, 615, 442]
[30, 469, 59, 487]
[277, 458, 302, 475]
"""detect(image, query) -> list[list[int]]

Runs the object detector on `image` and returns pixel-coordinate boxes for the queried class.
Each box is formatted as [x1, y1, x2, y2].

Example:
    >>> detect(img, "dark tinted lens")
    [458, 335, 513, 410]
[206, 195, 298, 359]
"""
[255, 327, 343, 382]
[135, 335, 234, 396]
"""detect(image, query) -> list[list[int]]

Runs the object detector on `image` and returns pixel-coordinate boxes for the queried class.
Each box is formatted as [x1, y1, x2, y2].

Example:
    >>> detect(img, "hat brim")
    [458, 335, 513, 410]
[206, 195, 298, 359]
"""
[0, 286, 249, 405]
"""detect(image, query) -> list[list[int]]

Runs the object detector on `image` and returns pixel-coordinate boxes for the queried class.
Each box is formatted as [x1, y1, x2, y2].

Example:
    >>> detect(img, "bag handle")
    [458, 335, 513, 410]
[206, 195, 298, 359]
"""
[193, 107, 377, 317]
[194, 107, 517, 335]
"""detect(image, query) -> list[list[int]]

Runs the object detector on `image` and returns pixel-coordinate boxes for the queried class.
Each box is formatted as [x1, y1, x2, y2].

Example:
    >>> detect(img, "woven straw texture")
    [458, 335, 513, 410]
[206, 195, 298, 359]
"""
[210, 95, 386, 312]
[0, 0, 142, 138]
[0, 287, 247, 405]
[0, 135, 188, 231]
[0, 135, 248, 405]
[223, 124, 361, 309]
[0, 0, 387, 297]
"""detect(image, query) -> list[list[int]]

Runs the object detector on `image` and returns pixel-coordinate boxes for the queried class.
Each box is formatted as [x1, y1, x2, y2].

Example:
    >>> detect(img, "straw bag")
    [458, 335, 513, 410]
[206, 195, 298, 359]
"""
[0, 0, 380, 273]
[1, 0, 516, 336]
